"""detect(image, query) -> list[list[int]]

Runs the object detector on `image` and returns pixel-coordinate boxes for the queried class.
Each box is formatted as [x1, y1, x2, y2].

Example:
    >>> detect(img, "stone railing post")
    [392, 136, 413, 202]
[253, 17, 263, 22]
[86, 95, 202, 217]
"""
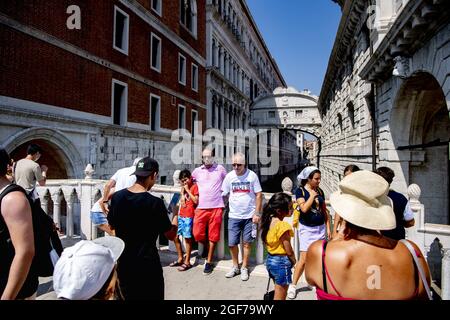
[407, 184, 425, 254]
[40, 193, 49, 214]
[51, 192, 61, 230]
[217, 212, 225, 259]
[80, 181, 95, 240]
[256, 227, 264, 265]
[442, 249, 450, 300]
[66, 194, 74, 237]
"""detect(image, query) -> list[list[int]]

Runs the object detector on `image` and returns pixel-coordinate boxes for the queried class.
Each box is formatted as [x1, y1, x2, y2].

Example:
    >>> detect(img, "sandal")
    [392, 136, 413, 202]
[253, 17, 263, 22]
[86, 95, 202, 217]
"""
[169, 260, 183, 267]
[177, 263, 192, 272]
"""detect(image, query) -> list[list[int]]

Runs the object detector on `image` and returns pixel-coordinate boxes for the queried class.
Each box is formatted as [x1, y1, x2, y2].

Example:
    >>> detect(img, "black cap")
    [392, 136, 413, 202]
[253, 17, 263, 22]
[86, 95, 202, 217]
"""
[132, 157, 159, 177]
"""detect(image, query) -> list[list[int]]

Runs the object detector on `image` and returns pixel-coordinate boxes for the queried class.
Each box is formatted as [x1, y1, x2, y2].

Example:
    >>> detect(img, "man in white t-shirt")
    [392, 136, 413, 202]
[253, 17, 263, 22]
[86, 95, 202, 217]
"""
[100, 157, 142, 214]
[221, 153, 263, 281]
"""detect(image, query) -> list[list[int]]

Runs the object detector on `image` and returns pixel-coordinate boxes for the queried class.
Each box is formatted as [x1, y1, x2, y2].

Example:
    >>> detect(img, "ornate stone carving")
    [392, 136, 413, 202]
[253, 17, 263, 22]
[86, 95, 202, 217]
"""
[281, 177, 293, 195]
[84, 164, 95, 180]
[173, 169, 181, 187]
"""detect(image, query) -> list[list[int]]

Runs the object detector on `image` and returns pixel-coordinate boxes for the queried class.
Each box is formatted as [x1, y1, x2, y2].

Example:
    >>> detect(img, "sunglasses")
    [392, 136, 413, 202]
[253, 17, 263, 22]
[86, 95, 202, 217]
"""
[232, 164, 244, 167]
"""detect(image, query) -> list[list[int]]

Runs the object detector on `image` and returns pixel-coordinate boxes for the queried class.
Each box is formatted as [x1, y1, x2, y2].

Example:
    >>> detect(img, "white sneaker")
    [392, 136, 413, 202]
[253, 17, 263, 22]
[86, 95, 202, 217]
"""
[240, 267, 249, 281]
[225, 266, 240, 278]
[287, 284, 297, 299]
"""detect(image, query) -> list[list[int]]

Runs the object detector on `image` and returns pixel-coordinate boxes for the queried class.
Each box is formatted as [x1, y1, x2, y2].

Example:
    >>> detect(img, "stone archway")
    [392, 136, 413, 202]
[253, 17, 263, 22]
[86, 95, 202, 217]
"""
[2, 127, 85, 179]
[391, 72, 450, 225]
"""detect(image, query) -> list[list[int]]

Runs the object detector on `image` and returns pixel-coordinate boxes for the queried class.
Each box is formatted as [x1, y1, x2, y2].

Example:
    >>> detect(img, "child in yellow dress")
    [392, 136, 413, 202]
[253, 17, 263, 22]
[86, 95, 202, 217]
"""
[261, 192, 297, 300]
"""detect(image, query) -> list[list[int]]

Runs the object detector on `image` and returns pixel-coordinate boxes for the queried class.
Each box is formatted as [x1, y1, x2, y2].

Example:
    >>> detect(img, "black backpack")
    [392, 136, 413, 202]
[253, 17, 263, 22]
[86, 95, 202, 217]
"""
[0, 184, 63, 277]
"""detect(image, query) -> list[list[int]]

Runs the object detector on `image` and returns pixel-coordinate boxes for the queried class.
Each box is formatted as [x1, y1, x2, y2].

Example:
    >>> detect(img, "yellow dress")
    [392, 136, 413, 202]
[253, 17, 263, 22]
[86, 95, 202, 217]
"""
[266, 220, 294, 255]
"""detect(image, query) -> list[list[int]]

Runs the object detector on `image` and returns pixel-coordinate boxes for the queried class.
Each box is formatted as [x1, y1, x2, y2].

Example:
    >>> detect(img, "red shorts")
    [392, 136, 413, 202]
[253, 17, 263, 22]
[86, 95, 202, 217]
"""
[193, 208, 223, 243]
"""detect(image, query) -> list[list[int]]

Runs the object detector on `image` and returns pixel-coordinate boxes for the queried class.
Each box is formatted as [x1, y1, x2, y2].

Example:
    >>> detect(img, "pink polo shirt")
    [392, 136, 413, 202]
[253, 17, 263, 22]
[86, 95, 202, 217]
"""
[192, 164, 227, 209]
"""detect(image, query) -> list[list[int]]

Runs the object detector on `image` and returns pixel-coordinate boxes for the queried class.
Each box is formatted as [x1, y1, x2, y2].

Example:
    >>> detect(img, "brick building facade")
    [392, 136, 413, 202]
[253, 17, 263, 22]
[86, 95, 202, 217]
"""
[0, 0, 207, 183]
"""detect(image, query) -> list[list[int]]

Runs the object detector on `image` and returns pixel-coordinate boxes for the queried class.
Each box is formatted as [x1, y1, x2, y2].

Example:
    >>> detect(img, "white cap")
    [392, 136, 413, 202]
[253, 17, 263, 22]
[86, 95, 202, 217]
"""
[53, 237, 125, 300]
[297, 166, 319, 181]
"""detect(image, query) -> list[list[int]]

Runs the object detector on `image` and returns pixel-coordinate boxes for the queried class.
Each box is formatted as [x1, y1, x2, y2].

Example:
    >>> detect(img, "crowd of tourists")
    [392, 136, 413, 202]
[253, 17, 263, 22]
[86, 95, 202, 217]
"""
[0, 144, 432, 300]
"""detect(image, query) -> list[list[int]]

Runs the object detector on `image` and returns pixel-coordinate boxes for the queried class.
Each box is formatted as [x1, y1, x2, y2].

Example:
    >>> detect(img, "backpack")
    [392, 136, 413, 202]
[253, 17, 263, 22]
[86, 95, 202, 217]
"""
[0, 184, 63, 277]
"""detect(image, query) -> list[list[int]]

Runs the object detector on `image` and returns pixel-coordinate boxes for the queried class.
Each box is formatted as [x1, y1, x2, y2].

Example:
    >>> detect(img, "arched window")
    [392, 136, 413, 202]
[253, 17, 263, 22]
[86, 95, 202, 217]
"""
[337, 113, 343, 133]
[347, 102, 355, 129]
[212, 38, 216, 67]
[180, 0, 197, 36]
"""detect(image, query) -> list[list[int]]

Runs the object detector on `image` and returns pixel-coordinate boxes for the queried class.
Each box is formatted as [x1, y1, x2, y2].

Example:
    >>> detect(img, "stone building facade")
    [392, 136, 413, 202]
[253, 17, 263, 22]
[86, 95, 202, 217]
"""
[319, 0, 450, 224]
[0, 0, 207, 184]
[205, 0, 285, 169]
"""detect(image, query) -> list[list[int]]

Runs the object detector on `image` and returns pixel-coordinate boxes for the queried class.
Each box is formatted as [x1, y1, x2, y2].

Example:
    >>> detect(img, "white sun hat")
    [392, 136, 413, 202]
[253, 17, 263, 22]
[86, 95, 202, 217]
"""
[53, 236, 125, 300]
[330, 170, 396, 231]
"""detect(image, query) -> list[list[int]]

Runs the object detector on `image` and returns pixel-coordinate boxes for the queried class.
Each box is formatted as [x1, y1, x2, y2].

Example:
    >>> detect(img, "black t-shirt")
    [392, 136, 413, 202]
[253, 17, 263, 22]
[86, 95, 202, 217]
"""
[108, 189, 172, 273]
[381, 190, 408, 240]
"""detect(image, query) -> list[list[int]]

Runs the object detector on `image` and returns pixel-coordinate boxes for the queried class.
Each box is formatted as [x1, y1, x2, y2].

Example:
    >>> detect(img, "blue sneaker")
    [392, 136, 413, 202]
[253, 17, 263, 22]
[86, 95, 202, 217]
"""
[203, 262, 213, 275]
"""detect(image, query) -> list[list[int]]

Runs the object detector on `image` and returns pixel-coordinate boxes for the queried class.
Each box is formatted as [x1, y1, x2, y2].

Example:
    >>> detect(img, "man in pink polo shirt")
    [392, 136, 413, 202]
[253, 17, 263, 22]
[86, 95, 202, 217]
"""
[192, 147, 227, 275]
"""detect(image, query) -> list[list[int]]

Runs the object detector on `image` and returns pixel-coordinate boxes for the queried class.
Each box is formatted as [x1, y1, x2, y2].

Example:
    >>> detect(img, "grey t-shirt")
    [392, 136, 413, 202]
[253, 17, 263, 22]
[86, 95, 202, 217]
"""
[14, 158, 44, 193]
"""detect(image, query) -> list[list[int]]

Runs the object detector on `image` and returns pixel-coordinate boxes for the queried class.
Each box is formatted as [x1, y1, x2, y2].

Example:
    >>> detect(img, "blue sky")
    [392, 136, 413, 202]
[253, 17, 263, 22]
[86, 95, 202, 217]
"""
[246, 0, 342, 96]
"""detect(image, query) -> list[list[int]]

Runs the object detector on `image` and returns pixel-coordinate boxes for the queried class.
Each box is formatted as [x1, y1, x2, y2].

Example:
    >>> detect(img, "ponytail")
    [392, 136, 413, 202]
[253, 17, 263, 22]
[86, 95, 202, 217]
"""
[260, 202, 273, 246]
[260, 192, 292, 245]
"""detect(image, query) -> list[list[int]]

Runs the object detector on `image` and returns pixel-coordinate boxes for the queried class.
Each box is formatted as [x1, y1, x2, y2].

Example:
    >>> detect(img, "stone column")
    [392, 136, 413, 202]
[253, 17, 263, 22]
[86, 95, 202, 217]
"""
[406, 184, 425, 254]
[51, 193, 61, 230]
[66, 195, 74, 237]
[80, 181, 95, 240]
[40, 196, 48, 214]
[217, 213, 225, 259]
[214, 42, 219, 68]
[256, 227, 264, 265]
[219, 46, 224, 74]
[442, 249, 450, 300]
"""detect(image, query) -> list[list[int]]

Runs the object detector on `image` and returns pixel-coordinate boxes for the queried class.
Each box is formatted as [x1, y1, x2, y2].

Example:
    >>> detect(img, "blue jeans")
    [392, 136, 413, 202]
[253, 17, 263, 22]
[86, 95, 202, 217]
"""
[91, 211, 108, 226]
[228, 218, 255, 246]
[265, 254, 292, 286]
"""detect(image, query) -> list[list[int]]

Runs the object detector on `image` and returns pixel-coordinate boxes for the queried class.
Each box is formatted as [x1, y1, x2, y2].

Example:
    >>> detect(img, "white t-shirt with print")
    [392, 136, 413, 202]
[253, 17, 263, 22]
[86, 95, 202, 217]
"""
[222, 169, 262, 219]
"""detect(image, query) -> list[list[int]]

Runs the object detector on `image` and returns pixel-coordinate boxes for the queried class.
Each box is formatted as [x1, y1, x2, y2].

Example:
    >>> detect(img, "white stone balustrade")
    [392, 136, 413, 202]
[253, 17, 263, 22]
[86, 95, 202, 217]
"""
[406, 183, 450, 300]
[35, 175, 449, 299]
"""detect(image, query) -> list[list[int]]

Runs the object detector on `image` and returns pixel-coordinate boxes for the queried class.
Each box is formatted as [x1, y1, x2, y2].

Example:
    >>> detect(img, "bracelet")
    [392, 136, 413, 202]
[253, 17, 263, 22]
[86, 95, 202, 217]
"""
[254, 212, 262, 218]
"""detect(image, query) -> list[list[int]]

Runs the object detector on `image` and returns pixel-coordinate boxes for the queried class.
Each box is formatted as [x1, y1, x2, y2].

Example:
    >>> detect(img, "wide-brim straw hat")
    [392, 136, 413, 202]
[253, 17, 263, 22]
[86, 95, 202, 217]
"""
[330, 170, 396, 230]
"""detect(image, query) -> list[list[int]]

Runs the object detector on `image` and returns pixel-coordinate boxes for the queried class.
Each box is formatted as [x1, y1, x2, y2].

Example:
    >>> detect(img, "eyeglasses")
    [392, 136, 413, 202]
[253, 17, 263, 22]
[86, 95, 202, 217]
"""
[232, 164, 243, 167]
